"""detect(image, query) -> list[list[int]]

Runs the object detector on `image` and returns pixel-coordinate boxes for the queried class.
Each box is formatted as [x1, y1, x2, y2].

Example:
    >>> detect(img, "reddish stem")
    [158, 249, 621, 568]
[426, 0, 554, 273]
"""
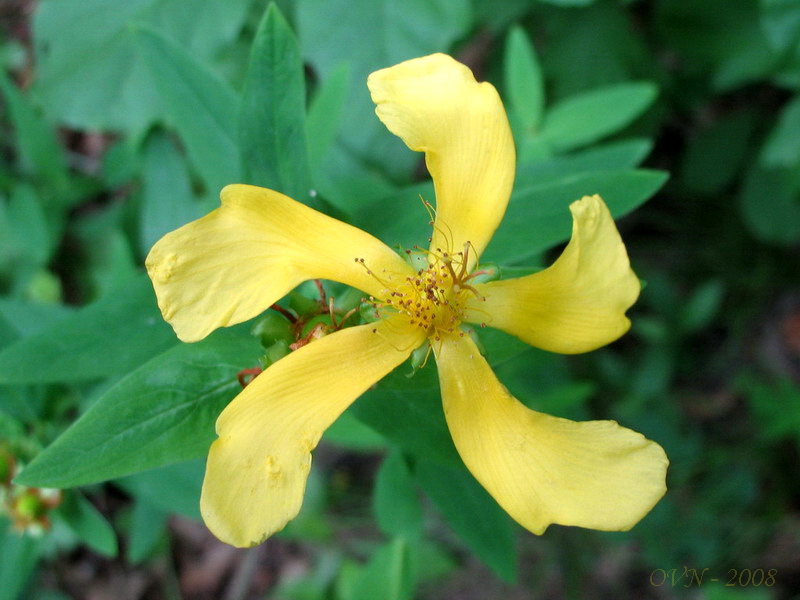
[270, 304, 297, 323]
[237, 367, 263, 388]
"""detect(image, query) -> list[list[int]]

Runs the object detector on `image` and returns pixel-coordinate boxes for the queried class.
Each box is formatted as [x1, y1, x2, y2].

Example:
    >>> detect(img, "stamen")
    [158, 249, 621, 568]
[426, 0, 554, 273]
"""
[314, 279, 327, 307]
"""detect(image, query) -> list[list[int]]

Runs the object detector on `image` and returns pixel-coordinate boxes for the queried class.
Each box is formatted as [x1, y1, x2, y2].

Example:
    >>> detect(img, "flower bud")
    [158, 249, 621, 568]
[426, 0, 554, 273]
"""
[14, 490, 47, 521]
[252, 312, 295, 347]
[300, 315, 335, 338]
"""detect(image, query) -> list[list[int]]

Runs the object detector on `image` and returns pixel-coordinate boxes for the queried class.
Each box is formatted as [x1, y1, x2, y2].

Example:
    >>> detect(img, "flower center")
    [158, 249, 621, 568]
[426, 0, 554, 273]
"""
[359, 243, 484, 340]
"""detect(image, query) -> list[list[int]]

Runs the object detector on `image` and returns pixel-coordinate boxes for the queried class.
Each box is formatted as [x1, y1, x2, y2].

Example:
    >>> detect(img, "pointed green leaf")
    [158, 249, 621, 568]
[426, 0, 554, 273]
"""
[115, 460, 204, 521]
[0, 275, 175, 384]
[0, 72, 68, 194]
[538, 0, 596, 5]
[307, 64, 351, 173]
[127, 497, 168, 564]
[487, 168, 667, 264]
[350, 538, 415, 600]
[240, 3, 314, 205]
[15, 329, 261, 488]
[416, 461, 517, 582]
[761, 95, 800, 168]
[139, 131, 205, 253]
[32, 0, 252, 132]
[56, 491, 118, 557]
[352, 387, 461, 467]
[0, 299, 73, 340]
[0, 517, 42, 600]
[516, 139, 654, 187]
[739, 166, 800, 244]
[296, 0, 472, 198]
[374, 451, 422, 537]
[680, 110, 756, 194]
[134, 25, 240, 194]
[504, 26, 545, 134]
[541, 82, 658, 152]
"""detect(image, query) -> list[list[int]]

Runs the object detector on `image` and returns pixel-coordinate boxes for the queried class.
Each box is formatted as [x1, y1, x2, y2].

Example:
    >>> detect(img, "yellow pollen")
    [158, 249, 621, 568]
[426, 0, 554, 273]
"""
[359, 240, 485, 338]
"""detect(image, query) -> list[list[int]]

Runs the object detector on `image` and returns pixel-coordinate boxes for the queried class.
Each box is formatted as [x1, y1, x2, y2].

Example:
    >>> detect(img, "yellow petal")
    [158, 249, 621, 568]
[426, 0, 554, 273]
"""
[434, 333, 668, 534]
[465, 195, 639, 354]
[146, 184, 415, 342]
[368, 54, 515, 266]
[201, 316, 425, 547]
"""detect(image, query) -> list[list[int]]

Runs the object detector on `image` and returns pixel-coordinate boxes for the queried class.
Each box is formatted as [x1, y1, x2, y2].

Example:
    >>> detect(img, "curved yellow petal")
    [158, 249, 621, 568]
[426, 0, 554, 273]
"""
[464, 195, 639, 354]
[201, 316, 425, 547]
[146, 184, 415, 342]
[368, 54, 515, 266]
[434, 333, 668, 534]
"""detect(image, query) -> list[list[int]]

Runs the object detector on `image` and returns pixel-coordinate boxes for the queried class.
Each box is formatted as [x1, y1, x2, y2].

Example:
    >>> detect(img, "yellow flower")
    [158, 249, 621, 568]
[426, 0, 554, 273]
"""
[146, 54, 668, 547]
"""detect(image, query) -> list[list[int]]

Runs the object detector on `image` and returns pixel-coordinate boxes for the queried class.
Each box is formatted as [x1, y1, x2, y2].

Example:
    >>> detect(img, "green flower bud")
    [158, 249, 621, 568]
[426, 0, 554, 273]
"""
[252, 312, 295, 347]
[26, 270, 62, 304]
[300, 315, 335, 338]
[15, 491, 46, 521]
[288, 290, 321, 317]
[262, 340, 290, 368]
[333, 287, 365, 312]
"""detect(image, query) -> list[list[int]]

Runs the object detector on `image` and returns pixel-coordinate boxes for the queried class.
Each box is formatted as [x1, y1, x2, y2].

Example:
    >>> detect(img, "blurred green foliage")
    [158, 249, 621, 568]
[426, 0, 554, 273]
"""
[0, 0, 798, 598]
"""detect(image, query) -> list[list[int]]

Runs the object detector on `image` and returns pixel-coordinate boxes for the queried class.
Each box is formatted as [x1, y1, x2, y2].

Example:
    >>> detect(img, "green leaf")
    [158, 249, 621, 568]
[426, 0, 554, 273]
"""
[542, 2, 655, 98]
[760, 0, 800, 50]
[477, 328, 529, 368]
[127, 497, 168, 564]
[32, 0, 252, 132]
[416, 461, 517, 582]
[487, 169, 668, 264]
[15, 329, 261, 488]
[678, 280, 725, 334]
[0, 71, 68, 194]
[739, 166, 800, 244]
[516, 138, 654, 186]
[56, 491, 118, 557]
[679, 110, 756, 194]
[0, 299, 72, 339]
[76, 225, 139, 301]
[538, 0, 596, 5]
[138, 131, 205, 254]
[0, 275, 175, 383]
[504, 26, 545, 135]
[540, 82, 658, 152]
[0, 518, 42, 600]
[739, 375, 800, 441]
[134, 25, 241, 194]
[354, 182, 434, 253]
[0, 313, 19, 354]
[296, 0, 472, 203]
[374, 451, 422, 537]
[761, 95, 800, 168]
[356, 141, 655, 260]
[307, 64, 351, 173]
[349, 538, 415, 600]
[6, 186, 51, 268]
[1, 186, 53, 295]
[658, 0, 775, 91]
[324, 409, 387, 451]
[240, 3, 314, 206]
[115, 460, 204, 520]
[352, 387, 461, 467]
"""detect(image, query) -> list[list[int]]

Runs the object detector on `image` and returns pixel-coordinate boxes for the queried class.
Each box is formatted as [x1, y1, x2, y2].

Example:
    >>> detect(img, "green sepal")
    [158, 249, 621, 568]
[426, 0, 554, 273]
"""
[251, 312, 295, 347]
